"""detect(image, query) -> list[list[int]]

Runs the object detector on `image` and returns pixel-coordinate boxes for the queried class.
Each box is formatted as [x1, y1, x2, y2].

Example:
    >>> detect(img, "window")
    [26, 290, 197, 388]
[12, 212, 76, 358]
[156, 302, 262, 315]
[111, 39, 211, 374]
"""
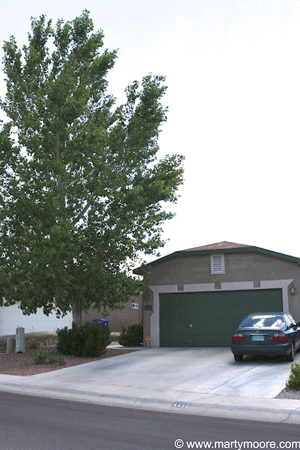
[210, 254, 225, 274]
[240, 315, 285, 330]
[285, 314, 296, 327]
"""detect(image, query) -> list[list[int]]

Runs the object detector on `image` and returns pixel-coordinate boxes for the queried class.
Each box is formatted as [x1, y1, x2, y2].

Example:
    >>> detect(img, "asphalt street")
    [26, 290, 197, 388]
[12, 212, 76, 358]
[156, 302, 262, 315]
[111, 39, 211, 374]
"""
[1, 391, 300, 450]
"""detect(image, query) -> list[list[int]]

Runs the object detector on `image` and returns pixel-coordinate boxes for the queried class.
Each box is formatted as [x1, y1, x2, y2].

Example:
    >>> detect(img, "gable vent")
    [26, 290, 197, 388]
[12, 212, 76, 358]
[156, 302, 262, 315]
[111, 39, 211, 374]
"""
[210, 254, 225, 274]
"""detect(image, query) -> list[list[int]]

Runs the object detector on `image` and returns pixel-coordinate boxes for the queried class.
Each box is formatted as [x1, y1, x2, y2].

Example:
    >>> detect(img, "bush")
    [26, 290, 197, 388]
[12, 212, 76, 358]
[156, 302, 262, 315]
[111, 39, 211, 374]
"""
[118, 323, 143, 347]
[47, 353, 57, 364]
[34, 349, 56, 364]
[58, 356, 66, 366]
[286, 363, 300, 390]
[56, 322, 111, 357]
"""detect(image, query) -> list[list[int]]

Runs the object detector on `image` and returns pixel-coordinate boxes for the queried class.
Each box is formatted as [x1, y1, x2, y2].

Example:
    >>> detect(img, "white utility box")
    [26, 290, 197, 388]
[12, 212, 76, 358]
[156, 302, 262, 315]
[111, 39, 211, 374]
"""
[15, 327, 25, 353]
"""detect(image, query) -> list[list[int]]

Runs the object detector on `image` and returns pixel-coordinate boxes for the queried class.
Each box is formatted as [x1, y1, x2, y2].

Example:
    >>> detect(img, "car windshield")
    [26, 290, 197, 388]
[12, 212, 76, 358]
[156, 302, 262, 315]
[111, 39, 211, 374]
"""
[240, 315, 285, 329]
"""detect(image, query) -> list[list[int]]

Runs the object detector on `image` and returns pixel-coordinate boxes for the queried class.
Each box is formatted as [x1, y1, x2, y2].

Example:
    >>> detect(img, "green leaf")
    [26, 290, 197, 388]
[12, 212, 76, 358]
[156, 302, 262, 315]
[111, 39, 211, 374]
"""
[0, 11, 184, 323]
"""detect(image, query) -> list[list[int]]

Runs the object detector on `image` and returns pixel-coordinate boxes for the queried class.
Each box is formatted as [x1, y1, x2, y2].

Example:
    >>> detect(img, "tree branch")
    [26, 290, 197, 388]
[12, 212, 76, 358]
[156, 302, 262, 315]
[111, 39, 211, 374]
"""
[56, 134, 66, 215]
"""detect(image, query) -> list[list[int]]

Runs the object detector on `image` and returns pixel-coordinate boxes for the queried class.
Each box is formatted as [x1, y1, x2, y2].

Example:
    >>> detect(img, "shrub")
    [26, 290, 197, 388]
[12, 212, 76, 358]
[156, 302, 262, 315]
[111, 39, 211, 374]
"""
[286, 363, 300, 390]
[56, 322, 111, 357]
[34, 349, 56, 365]
[118, 323, 143, 347]
[47, 353, 57, 364]
[58, 356, 66, 366]
[55, 326, 70, 355]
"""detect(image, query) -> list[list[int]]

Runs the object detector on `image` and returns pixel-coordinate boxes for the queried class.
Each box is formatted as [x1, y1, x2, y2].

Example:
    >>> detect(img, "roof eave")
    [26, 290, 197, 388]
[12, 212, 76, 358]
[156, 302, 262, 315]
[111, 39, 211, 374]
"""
[134, 245, 300, 275]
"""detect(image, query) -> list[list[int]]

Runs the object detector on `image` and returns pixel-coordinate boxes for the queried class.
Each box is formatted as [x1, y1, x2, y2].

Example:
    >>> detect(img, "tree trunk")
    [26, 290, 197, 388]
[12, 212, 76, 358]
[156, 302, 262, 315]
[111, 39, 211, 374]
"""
[72, 295, 83, 325]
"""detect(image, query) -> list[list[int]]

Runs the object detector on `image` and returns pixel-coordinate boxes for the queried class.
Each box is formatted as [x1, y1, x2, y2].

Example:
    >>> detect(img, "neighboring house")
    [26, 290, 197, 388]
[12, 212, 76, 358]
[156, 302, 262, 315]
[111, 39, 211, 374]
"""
[0, 294, 143, 336]
[0, 303, 72, 336]
[136, 241, 300, 348]
[82, 294, 143, 332]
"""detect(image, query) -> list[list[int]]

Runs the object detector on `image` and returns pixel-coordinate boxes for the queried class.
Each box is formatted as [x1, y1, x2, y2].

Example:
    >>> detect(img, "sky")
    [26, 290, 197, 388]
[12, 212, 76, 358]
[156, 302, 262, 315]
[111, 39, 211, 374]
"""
[1, 0, 300, 262]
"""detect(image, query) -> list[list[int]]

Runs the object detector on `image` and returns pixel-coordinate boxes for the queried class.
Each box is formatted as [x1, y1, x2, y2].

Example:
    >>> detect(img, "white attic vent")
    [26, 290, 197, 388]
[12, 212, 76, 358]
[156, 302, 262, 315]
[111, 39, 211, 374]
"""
[210, 254, 225, 274]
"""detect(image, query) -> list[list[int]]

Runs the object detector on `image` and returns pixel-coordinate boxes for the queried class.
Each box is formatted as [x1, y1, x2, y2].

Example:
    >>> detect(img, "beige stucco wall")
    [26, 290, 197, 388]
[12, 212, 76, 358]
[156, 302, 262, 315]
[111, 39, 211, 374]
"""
[82, 294, 142, 332]
[142, 251, 300, 347]
[144, 252, 300, 287]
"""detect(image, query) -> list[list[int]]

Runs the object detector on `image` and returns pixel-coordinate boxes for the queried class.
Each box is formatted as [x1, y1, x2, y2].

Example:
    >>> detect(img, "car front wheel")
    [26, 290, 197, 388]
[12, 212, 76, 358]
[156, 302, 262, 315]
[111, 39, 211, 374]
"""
[234, 354, 243, 362]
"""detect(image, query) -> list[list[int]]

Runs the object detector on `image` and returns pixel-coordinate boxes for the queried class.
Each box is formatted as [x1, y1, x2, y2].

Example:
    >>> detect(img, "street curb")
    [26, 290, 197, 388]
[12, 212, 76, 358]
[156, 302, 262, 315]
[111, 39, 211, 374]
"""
[1, 382, 300, 424]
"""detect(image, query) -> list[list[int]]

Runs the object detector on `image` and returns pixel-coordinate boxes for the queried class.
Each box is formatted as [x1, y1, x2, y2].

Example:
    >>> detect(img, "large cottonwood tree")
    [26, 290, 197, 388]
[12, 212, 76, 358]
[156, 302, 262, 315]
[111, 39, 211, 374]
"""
[0, 11, 184, 324]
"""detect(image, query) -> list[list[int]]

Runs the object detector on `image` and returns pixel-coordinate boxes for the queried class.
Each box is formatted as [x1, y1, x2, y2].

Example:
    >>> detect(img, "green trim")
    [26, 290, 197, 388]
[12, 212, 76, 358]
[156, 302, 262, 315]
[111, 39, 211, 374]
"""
[134, 246, 300, 275]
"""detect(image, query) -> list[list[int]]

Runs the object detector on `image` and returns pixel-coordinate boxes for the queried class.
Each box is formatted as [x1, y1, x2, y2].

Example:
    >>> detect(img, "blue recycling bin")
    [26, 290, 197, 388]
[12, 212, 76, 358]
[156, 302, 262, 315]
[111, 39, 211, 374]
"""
[92, 319, 109, 329]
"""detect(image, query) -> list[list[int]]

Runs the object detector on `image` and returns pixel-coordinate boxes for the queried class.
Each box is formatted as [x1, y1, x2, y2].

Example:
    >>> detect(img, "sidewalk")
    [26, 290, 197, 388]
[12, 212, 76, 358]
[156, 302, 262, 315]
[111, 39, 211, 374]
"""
[1, 348, 300, 424]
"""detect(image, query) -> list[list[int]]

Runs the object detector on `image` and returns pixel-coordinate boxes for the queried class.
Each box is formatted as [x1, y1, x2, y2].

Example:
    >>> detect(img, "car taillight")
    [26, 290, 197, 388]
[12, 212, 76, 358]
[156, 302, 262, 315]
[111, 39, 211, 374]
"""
[272, 333, 288, 342]
[232, 334, 244, 342]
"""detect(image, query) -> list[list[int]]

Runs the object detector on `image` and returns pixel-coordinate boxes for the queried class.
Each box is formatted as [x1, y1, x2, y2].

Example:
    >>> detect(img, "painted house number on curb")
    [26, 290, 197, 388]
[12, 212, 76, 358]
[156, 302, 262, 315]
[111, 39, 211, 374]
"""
[172, 402, 190, 409]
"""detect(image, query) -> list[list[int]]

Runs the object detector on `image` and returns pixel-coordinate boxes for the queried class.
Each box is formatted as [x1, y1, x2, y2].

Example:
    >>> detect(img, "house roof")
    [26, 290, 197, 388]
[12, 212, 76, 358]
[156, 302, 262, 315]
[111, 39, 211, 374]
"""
[183, 241, 251, 252]
[134, 241, 300, 274]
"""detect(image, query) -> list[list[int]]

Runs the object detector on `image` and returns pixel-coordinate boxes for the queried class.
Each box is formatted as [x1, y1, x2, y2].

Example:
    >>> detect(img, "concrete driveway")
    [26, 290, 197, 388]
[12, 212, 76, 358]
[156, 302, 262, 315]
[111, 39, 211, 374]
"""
[2, 347, 300, 423]
[1, 347, 297, 400]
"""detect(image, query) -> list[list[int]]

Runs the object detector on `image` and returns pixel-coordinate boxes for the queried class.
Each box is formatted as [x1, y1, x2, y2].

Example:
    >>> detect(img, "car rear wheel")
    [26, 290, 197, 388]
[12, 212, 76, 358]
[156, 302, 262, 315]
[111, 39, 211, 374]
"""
[234, 355, 243, 362]
[287, 344, 295, 362]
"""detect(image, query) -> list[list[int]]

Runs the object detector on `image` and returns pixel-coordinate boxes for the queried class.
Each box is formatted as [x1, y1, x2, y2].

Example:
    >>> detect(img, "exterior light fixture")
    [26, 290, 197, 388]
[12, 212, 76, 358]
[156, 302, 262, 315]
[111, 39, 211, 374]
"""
[290, 285, 296, 295]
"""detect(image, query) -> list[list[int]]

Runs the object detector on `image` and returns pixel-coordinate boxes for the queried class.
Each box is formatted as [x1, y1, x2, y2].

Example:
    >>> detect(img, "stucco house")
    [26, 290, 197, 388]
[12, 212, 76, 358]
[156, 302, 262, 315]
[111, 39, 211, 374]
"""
[82, 294, 143, 332]
[0, 296, 142, 337]
[137, 241, 300, 348]
[0, 304, 72, 336]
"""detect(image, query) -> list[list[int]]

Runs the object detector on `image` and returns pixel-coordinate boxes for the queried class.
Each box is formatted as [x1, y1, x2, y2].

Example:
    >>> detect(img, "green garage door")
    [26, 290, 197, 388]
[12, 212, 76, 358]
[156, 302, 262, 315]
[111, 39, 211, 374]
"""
[159, 289, 283, 347]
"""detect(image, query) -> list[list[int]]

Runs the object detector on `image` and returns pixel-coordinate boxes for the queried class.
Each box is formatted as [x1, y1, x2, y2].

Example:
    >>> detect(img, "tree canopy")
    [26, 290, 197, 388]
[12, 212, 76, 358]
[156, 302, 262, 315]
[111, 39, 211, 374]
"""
[0, 10, 184, 323]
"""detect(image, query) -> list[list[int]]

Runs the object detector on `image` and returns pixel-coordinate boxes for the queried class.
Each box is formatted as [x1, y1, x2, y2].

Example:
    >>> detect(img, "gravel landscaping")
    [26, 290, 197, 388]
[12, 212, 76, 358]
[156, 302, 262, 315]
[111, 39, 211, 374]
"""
[276, 388, 300, 400]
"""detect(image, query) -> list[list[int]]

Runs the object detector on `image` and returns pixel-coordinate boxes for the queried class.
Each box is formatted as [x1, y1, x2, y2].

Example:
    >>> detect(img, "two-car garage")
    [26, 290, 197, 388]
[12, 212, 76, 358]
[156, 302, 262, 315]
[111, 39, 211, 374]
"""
[140, 242, 300, 348]
[159, 289, 283, 347]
